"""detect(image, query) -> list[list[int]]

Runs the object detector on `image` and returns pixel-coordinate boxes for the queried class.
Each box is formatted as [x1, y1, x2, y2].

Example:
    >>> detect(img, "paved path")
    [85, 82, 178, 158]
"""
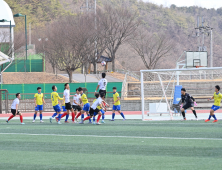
[60, 74, 123, 83]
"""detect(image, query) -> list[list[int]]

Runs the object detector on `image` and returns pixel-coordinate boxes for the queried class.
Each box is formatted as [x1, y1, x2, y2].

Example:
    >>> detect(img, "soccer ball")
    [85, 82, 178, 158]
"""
[101, 61, 106, 66]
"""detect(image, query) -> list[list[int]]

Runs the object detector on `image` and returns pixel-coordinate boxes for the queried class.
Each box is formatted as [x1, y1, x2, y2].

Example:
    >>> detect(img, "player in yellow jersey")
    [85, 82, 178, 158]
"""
[78, 87, 92, 123]
[110, 87, 125, 121]
[205, 85, 222, 123]
[33, 87, 46, 123]
[49, 85, 64, 124]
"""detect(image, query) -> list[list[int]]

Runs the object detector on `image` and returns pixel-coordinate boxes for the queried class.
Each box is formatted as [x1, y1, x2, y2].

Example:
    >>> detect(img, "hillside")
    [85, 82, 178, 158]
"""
[5, 0, 222, 71]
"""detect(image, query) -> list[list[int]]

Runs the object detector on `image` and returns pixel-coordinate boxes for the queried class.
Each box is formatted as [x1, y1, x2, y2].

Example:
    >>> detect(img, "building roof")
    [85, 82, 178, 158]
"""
[96, 56, 112, 63]
[0, 0, 15, 28]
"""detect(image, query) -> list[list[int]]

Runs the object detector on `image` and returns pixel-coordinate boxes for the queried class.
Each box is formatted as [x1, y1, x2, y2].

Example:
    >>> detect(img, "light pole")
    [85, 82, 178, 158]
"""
[0, 19, 12, 54]
[14, 13, 27, 72]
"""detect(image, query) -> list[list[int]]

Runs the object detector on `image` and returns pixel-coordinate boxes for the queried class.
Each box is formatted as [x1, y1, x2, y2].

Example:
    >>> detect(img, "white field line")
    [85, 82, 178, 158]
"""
[0, 133, 222, 141]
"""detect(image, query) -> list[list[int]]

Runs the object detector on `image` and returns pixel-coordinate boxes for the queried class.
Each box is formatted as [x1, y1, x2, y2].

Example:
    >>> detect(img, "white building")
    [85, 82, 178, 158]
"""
[0, 0, 15, 60]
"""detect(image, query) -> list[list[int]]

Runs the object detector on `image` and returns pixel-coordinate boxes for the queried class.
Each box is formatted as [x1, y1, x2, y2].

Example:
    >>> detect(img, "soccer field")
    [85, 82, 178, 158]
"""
[0, 120, 222, 170]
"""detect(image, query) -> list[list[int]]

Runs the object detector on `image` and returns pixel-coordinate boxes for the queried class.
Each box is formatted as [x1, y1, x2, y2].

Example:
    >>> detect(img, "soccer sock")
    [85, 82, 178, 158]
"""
[40, 114, 42, 121]
[52, 113, 57, 118]
[208, 115, 212, 120]
[102, 114, 105, 120]
[192, 110, 197, 118]
[8, 114, 14, 121]
[112, 113, 115, 120]
[97, 115, 101, 123]
[81, 114, 84, 120]
[20, 115, 23, 123]
[84, 116, 90, 121]
[65, 114, 69, 121]
[33, 114, 37, 120]
[58, 114, 62, 121]
[93, 116, 96, 122]
[72, 112, 75, 122]
[88, 114, 92, 123]
[212, 115, 217, 120]
[120, 112, 125, 119]
[182, 111, 186, 119]
[61, 112, 67, 119]
[76, 112, 81, 118]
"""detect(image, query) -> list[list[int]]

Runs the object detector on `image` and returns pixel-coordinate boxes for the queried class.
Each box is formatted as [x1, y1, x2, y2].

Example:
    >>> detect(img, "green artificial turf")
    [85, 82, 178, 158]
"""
[0, 120, 222, 170]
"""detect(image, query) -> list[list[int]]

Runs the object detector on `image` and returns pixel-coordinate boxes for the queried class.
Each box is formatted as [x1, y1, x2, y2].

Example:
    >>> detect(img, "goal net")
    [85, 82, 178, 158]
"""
[140, 67, 222, 121]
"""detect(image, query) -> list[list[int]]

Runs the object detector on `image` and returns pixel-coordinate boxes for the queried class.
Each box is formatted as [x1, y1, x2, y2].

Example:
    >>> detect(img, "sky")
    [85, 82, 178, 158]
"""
[142, 0, 222, 9]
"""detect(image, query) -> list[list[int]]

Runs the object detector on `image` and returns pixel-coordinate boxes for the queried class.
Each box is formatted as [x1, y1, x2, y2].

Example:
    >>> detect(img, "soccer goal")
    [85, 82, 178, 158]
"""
[140, 67, 222, 121]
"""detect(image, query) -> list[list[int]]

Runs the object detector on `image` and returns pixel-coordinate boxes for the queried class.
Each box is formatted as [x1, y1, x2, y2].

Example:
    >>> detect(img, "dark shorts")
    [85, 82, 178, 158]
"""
[99, 90, 106, 97]
[72, 105, 82, 111]
[183, 103, 194, 110]
[89, 107, 100, 116]
[11, 109, 20, 116]
[65, 102, 72, 110]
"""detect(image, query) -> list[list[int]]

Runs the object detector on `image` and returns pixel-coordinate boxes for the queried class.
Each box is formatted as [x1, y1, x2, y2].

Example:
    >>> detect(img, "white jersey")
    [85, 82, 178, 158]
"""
[63, 89, 70, 103]
[73, 94, 81, 105]
[98, 78, 107, 90]
[11, 98, 19, 109]
[91, 97, 102, 110]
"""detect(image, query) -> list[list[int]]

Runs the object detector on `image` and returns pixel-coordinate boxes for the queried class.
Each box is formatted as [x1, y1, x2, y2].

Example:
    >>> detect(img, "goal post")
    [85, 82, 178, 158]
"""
[140, 67, 222, 121]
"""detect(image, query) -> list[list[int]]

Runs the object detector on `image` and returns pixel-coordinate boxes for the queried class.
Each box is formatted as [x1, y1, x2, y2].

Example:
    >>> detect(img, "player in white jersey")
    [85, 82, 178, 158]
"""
[6, 93, 25, 124]
[73, 88, 82, 122]
[79, 93, 106, 125]
[59, 83, 75, 123]
[95, 73, 108, 97]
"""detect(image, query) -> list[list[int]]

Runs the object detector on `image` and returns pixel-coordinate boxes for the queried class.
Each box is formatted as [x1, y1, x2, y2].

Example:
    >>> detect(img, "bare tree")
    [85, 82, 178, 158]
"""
[44, 14, 95, 83]
[130, 27, 174, 70]
[99, 3, 141, 71]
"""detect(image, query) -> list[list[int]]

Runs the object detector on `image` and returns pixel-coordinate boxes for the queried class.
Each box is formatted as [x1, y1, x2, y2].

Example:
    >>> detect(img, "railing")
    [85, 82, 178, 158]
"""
[3, 91, 121, 113]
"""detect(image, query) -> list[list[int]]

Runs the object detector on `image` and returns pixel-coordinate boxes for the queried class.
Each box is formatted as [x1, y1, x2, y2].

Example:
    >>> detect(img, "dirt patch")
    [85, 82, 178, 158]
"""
[2, 72, 76, 84]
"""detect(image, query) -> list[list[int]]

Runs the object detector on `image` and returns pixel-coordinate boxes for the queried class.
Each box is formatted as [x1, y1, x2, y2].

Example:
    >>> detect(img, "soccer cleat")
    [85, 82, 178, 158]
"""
[196, 118, 198, 121]
[110, 119, 114, 121]
[6, 120, 9, 123]
[93, 122, 96, 125]
[205, 119, 210, 122]
[213, 120, 218, 123]
[65, 121, 69, 123]
[88, 122, 92, 124]
[49, 117, 52, 123]
[21, 123, 25, 125]
[56, 117, 59, 122]
[123, 118, 126, 121]
[96, 122, 101, 125]
[58, 122, 62, 124]
[40, 120, 44, 123]
[101, 120, 105, 124]
[72, 121, 75, 123]
[79, 121, 84, 124]
[32, 120, 35, 123]
[75, 118, 78, 122]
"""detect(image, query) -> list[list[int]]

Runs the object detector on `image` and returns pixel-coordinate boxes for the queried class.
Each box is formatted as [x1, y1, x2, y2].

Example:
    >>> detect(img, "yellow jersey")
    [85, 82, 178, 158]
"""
[51, 91, 63, 106]
[93, 99, 102, 110]
[34, 93, 43, 105]
[113, 92, 120, 106]
[213, 92, 222, 106]
[81, 93, 89, 105]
